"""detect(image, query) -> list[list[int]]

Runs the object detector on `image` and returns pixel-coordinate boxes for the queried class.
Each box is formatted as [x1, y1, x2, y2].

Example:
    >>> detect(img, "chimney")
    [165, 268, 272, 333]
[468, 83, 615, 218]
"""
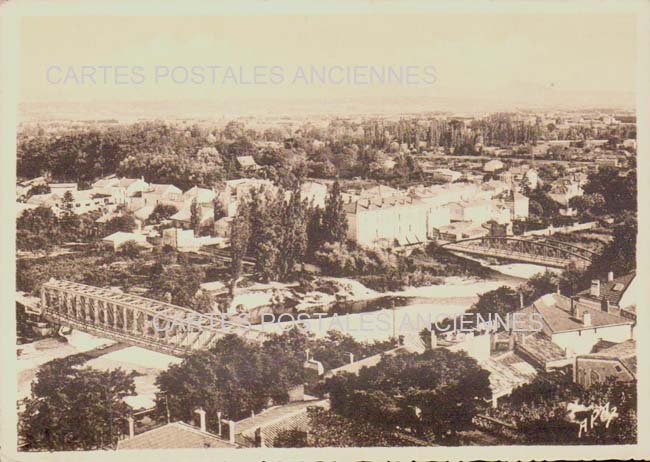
[583, 312, 592, 327]
[590, 280, 600, 297]
[217, 411, 222, 436]
[127, 416, 135, 439]
[305, 349, 310, 361]
[194, 408, 206, 433]
[228, 420, 236, 445]
[601, 298, 610, 313]
[430, 330, 438, 349]
[519, 292, 524, 309]
[347, 352, 354, 364]
[607, 271, 614, 282]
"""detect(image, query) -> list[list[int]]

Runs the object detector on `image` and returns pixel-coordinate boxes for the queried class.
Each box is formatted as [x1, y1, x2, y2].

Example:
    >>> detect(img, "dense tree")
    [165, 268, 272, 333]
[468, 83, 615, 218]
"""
[146, 203, 178, 225]
[229, 201, 251, 297]
[104, 213, 137, 235]
[17, 207, 61, 251]
[521, 271, 558, 304]
[275, 407, 415, 447]
[503, 373, 636, 445]
[319, 349, 491, 443]
[263, 329, 394, 372]
[321, 181, 348, 244]
[583, 167, 637, 213]
[587, 213, 637, 277]
[472, 286, 521, 319]
[248, 188, 280, 282]
[212, 197, 225, 222]
[154, 335, 304, 430]
[190, 198, 200, 233]
[569, 193, 606, 217]
[277, 188, 308, 280]
[20, 357, 136, 451]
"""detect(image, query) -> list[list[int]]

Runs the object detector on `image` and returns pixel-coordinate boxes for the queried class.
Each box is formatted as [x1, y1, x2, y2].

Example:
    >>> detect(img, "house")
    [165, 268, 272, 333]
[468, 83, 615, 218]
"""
[236, 155, 260, 170]
[182, 186, 216, 205]
[49, 182, 78, 195]
[136, 184, 183, 208]
[431, 168, 462, 183]
[26, 192, 61, 209]
[407, 189, 452, 231]
[133, 205, 156, 223]
[93, 177, 150, 206]
[233, 399, 329, 448]
[516, 293, 634, 359]
[169, 205, 214, 230]
[344, 195, 429, 247]
[505, 192, 529, 219]
[161, 227, 198, 250]
[27, 189, 117, 215]
[117, 421, 236, 450]
[483, 159, 504, 172]
[102, 231, 151, 251]
[117, 410, 236, 450]
[575, 271, 637, 320]
[574, 339, 636, 388]
[216, 179, 276, 217]
[548, 178, 583, 207]
[479, 180, 511, 199]
[447, 199, 494, 224]
[481, 350, 539, 407]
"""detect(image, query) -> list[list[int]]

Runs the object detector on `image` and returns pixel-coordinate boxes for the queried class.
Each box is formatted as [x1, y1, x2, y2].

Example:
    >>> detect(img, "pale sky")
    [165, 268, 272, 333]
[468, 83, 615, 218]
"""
[18, 13, 638, 109]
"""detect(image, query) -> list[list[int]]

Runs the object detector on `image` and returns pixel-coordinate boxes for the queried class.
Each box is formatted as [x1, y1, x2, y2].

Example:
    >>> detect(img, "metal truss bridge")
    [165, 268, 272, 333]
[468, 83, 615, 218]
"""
[40, 279, 266, 356]
[440, 236, 597, 269]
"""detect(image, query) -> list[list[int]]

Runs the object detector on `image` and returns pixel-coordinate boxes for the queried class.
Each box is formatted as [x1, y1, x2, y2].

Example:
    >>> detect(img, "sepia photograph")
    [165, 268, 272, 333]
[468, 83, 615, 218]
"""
[2, 1, 649, 460]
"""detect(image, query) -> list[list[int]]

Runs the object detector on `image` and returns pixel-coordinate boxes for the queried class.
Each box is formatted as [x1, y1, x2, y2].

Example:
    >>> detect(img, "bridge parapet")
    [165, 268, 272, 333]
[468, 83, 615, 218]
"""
[41, 279, 266, 355]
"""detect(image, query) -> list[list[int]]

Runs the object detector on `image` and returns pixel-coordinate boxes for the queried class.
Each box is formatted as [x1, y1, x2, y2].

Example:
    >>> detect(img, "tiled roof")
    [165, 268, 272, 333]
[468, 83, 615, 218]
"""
[235, 400, 328, 436]
[343, 195, 422, 214]
[482, 351, 538, 397]
[170, 205, 213, 223]
[117, 422, 235, 449]
[582, 339, 637, 376]
[148, 183, 180, 194]
[515, 332, 566, 367]
[524, 293, 632, 334]
[183, 186, 216, 202]
[236, 155, 258, 167]
[578, 272, 635, 307]
[116, 178, 143, 188]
